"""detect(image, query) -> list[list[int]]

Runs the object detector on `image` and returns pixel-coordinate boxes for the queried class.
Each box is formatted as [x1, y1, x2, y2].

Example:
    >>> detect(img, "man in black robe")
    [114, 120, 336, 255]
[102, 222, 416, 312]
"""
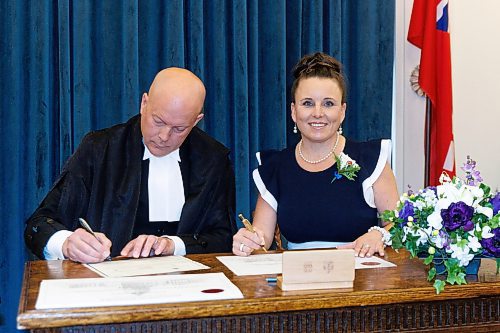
[25, 68, 236, 263]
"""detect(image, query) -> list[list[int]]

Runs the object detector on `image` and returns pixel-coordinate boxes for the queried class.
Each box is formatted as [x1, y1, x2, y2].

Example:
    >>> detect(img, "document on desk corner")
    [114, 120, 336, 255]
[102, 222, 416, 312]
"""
[216, 253, 283, 276]
[35, 272, 243, 309]
[216, 253, 396, 276]
[84, 255, 209, 277]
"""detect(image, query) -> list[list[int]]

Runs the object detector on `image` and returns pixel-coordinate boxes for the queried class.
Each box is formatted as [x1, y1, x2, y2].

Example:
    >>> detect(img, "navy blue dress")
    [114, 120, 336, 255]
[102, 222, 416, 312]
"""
[253, 139, 391, 245]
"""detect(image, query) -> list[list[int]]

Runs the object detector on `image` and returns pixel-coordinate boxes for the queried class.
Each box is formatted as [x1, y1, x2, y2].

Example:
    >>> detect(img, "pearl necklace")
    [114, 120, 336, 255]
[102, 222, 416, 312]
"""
[298, 133, 340, 164]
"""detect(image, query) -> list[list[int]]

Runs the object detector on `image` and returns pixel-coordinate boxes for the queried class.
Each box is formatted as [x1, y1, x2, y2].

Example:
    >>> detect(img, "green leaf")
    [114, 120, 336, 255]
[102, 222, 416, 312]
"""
[380, 209, 395, 222]
[491, 215, 500, 229]
[480, 183, 491, 197]
[424, 255, 434, 265]
[456, 272, 467, 285]
[496, 259, 500, 274]
[390, 228, 404, 250]
[446, 272, 457, 285]
[428, 267, 436, 281]
[433, 279, 446, 294]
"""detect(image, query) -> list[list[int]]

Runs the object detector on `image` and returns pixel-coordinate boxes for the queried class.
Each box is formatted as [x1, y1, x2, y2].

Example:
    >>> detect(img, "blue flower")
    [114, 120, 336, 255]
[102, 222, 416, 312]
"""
[490, 192, 500, 215]
[480, 227, 500, 257]
[440, 201, 474, 231]
[399, 201, 415, 226]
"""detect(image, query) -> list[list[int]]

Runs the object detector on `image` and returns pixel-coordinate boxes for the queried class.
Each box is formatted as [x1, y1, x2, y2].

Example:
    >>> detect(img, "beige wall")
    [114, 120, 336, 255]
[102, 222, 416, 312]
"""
[394, 0, 500, 192]
[450, 0, 500, 190]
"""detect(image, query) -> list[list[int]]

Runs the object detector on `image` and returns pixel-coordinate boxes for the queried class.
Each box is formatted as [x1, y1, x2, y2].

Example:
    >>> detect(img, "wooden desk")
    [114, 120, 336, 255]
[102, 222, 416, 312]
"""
[18, 249, 500, 332]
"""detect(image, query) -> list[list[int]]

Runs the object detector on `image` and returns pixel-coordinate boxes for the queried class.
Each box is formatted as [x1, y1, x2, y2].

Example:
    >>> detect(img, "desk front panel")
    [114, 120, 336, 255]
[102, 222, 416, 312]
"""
[18, 249, 500, 332]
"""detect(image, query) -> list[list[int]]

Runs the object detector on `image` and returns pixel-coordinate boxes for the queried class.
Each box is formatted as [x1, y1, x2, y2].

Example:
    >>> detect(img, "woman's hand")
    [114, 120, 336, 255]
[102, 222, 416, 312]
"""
[337, 229, 386, 257]
[232, 227, 266, 256]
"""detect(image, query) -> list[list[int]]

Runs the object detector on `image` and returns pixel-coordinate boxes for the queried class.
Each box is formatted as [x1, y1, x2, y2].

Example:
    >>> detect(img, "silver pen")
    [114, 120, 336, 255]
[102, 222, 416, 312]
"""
[78, 218, 112, 261]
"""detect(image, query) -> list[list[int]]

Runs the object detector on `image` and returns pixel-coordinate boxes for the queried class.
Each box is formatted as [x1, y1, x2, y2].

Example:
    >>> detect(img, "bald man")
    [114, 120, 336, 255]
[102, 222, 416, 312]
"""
[25, 68, 236, 263]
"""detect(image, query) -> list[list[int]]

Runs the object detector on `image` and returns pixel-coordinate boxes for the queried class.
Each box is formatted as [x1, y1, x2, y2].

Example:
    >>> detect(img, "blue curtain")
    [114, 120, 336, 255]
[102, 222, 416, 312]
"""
[0, 1, 394, 331]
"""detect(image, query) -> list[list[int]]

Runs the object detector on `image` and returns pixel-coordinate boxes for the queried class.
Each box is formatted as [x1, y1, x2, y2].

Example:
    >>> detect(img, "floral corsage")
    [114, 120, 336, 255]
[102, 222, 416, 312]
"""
[331, 153, 361, 183]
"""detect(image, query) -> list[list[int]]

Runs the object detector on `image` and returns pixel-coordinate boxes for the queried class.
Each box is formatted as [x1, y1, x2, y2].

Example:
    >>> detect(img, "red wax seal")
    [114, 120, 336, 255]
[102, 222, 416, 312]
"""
[201, 289, 224, 293]
[361, 262, 381, 266]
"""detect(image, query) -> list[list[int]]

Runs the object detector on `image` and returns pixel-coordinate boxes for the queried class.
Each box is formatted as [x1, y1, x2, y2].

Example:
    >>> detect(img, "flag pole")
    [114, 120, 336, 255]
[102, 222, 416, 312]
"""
[424, 96, 432, 187]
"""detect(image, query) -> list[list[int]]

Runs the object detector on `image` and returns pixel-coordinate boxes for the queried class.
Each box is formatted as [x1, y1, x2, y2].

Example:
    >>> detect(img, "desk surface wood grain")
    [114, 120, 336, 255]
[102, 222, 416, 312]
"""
[17, 248, 500, 330]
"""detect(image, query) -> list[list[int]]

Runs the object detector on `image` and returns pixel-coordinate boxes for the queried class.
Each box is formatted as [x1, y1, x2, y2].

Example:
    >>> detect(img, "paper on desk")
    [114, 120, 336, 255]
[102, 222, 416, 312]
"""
[217, 253, 282, 276]
[355, 256, 396, 269]
[84, 256, 209, 277]
[35, 272, 243, 309]
[217, 253, 396, 276]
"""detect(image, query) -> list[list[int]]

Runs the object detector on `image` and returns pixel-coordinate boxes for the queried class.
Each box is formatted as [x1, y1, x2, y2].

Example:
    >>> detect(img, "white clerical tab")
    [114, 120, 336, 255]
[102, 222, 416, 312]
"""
[144, 146, 185, 222]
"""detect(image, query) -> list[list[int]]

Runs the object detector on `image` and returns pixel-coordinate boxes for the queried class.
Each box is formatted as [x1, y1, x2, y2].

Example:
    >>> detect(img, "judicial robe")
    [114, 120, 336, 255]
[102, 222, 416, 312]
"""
[25, 115, 236, 258]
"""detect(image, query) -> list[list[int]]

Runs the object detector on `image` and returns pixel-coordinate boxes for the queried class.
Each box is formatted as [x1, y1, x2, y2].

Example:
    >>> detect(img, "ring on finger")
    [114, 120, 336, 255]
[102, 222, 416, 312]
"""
[239, 243, 245, 252]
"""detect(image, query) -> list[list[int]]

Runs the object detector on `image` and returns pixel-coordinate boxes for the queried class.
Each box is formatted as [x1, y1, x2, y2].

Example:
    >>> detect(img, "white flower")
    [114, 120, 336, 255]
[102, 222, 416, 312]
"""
[476, 205, 493, 219]
[430, 232, 447, 249]
[437, 182, 474, 206]
[427, 211, 443, 230]
[467, 235, 482, 253]
[465, 184, 484, 199]
[449, 244, 475, 267]
[482, 226, 495, 239]
[339, 153, 358, 168]
[416, 227, 432, 246]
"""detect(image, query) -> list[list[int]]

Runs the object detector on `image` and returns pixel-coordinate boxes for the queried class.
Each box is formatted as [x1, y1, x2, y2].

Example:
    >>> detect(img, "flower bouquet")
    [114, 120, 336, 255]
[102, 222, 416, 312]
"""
[382, 157, 500, 293]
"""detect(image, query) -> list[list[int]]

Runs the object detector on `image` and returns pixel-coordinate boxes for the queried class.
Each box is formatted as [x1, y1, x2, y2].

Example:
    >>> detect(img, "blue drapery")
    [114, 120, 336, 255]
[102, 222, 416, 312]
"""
[0, 1, 394, 331]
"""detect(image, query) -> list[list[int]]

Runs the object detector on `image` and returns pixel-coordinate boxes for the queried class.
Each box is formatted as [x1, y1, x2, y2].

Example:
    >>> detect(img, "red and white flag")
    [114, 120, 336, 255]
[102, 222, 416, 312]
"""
[408, 0, 455, 186]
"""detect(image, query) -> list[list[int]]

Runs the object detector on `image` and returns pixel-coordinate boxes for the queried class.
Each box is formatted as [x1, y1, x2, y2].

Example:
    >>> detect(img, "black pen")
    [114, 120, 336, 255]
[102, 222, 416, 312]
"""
[78, 218, 112, 261]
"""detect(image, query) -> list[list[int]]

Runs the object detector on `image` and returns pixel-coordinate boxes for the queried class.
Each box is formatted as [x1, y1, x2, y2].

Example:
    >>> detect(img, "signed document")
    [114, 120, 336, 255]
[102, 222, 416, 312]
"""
[35, 272, 243, 309]
[84, 256, 209, 277]
[217, 253, 396, 276]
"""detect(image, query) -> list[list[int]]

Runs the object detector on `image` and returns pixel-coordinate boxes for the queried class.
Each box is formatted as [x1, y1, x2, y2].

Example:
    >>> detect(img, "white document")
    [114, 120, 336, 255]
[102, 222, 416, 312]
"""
[355, 255, 396, 269]
[84, 256, 209, 277]
[216, 254, 283, 276]
[35, 272, 243, 309]
[217, 253, 396, 276]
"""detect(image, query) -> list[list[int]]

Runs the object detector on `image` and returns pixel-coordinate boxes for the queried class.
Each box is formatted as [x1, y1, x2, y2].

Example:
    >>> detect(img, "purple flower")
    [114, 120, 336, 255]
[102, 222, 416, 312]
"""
[462, 220, 474, 232]
[461, 156, 483, 185]
[441, 201, 474, 231]
[461, 157, 476, 173]
[465, 171, 483, 186]
[399, 201, 415, 226]
[427, 186, 437, 195]
[480, 228, 500, 257]
[439, 230, 451, 249]
[490, 192, 500, 215]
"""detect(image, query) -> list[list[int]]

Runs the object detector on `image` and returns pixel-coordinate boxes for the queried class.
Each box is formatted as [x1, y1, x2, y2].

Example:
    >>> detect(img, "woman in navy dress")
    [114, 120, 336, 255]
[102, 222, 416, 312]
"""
[233, 52, 399, 258]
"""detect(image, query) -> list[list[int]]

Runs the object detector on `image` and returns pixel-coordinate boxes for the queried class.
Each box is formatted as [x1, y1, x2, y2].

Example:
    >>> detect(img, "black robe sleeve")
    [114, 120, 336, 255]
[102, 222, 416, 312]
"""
[24, 133, 94, 259]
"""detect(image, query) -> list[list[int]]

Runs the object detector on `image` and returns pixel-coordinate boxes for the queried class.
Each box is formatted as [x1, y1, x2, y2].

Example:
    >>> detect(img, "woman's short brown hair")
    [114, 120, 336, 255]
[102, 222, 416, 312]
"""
[291, 52, 347, 103]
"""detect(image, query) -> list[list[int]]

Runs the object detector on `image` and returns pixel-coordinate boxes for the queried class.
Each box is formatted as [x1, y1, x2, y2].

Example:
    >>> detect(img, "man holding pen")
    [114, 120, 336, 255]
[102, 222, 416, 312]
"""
[25, 68, 236, 263]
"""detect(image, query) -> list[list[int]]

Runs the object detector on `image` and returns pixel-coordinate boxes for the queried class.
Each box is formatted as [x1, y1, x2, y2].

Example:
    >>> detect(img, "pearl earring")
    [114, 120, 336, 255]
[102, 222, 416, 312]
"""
[293, 123, 298, 134]
[338, 125, 343, 135]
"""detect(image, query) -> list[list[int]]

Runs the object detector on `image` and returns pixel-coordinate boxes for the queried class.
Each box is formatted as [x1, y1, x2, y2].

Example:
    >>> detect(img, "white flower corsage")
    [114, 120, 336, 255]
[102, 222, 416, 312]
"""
[331, 153, 361, 182]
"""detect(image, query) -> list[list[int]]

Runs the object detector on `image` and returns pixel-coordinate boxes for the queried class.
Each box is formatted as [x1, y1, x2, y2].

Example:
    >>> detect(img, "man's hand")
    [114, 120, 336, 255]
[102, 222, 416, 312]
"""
[62, 228, 112, 263]
[120, 235, 175, 258]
